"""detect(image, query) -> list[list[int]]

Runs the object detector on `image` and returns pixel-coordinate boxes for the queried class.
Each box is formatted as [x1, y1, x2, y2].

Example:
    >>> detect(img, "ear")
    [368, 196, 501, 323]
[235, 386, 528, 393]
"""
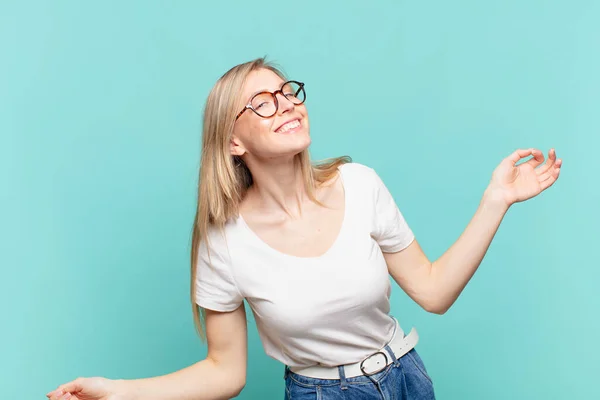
[230, 136, 246, 157]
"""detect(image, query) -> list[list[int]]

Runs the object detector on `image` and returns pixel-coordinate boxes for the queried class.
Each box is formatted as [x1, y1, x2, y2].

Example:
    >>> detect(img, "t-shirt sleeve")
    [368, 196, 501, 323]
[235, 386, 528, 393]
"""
[195, 230, 244, 312]
[369, 167, 415, 253]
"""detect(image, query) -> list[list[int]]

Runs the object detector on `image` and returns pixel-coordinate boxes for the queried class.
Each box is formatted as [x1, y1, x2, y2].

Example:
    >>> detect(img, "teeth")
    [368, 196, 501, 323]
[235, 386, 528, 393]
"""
[278, 120, 300, 133]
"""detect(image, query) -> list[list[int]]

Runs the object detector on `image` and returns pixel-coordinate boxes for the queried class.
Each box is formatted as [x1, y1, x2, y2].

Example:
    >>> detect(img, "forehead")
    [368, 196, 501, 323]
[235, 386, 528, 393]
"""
[240, 68, 286, 100]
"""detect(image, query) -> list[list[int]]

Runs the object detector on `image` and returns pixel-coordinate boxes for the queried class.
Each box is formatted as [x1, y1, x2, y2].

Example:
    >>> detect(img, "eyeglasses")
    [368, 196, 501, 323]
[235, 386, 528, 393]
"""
[235, 80, 306, 120]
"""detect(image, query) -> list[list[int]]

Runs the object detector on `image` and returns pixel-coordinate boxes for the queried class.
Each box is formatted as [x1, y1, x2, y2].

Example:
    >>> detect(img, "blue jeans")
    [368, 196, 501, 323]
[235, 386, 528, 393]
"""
[284, 348, 435, 399]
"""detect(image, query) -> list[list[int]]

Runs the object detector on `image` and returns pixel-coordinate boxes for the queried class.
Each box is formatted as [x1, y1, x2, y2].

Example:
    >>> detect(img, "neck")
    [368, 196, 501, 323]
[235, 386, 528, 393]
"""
[244, 156, 309, 218]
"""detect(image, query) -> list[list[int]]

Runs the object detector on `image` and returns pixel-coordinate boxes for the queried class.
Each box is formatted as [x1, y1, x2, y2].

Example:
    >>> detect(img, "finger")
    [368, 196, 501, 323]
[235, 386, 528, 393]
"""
[535, 148, 557, 175]
[49, 391, 65, 400]
[538, 160, 561, 189]
[47, 390, 62, 400]
[507, 148, 536, 164]
[538, 157, 562, 181]
[540, 167, 560, 191]
[48, 378, 83, 399]
[523, 148, 545, 169]
[60, 378, 84, 393]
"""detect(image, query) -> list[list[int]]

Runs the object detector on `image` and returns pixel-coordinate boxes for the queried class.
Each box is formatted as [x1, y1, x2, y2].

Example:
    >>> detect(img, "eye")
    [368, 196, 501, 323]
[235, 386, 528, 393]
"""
[251, 92, 273, 110]
[281, 82, 303, 101]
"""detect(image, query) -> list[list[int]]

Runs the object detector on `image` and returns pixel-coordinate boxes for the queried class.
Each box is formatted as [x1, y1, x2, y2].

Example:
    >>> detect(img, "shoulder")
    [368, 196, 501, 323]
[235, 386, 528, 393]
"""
[198, 219, 240, 261]
[339, 161, 375, 176]
[338, 162, 382, 187]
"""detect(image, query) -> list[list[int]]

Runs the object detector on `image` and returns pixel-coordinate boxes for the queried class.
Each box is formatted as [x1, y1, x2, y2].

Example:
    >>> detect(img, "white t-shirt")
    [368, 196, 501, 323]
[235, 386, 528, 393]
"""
[195, 162, 415, 368]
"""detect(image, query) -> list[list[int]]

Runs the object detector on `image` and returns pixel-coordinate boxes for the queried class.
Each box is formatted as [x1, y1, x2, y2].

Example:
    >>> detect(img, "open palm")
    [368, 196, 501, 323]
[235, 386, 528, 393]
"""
[489, 148, 562, 206]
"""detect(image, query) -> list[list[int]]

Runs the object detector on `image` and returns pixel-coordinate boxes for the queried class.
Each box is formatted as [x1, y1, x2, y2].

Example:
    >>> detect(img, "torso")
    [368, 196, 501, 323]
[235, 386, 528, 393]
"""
[238, 172, 345, 258]
[194, 163, 415, 367]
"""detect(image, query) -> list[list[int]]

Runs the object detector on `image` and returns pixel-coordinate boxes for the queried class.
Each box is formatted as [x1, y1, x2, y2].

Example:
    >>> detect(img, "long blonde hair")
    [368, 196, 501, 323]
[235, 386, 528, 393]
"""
[190, 57, 350, 340]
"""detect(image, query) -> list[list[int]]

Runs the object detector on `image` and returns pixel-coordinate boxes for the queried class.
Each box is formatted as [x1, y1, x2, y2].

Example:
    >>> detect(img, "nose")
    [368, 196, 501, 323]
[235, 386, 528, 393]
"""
[276, 92, 295, 114]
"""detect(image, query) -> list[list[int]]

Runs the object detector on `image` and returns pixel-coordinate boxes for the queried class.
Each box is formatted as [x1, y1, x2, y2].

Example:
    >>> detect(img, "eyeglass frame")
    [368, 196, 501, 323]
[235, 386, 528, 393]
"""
[235, 80, 306, 121]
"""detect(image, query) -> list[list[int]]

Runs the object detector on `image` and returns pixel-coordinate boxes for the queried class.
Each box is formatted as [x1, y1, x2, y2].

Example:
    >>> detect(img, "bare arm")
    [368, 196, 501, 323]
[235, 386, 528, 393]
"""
[123, 305, 248, 400]
[48, 305, 248, 400]
[384, 148, 561, 315]
[385, 189, 508, 314]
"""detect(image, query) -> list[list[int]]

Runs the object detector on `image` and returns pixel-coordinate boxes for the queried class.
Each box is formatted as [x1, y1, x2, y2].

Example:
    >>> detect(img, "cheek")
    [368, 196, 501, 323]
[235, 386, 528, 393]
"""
[302, 117, 310, 130]
[236, 118, 272, 139]
[258, 118, 274, 133]
[238, 119, 275, 151]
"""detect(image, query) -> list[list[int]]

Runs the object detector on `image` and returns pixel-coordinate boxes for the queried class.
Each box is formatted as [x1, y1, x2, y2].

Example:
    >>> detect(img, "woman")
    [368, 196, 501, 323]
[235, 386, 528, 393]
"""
[46, 58, 561, 400]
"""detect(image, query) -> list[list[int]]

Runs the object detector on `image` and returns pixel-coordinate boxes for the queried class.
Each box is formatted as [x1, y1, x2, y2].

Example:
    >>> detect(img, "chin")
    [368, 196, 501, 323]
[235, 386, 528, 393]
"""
[291, 131, 312, 150]
[279, 135, 312, 158]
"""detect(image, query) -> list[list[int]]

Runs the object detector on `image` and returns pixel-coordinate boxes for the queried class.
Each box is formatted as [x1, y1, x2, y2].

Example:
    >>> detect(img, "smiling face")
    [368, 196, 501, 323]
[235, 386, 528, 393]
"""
[230, 68, 311, 162]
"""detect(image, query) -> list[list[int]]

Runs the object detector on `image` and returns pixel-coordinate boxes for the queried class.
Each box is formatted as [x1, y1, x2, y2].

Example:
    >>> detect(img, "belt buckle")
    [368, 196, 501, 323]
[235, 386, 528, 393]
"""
[359, 351, 389, 376]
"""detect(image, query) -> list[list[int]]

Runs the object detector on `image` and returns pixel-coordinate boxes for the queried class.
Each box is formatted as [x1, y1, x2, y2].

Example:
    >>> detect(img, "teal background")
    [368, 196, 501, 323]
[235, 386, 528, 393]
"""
[2, 0, 598, 398]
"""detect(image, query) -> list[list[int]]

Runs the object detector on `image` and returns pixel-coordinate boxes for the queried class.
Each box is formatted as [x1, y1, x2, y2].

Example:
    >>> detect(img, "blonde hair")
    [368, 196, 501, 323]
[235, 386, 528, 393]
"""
[190, 57, 350, 340]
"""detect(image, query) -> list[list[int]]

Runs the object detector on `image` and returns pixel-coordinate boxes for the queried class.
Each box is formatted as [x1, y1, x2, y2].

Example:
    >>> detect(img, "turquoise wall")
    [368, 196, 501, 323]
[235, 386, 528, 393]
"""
[2, 1, 598, 398]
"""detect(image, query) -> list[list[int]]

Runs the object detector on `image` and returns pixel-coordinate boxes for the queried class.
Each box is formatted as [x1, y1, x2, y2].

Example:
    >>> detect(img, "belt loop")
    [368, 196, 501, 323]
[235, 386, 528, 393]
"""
[284, 366, 290, 380]
[384, 344, 400, 367]
[337, 365, 348, 390]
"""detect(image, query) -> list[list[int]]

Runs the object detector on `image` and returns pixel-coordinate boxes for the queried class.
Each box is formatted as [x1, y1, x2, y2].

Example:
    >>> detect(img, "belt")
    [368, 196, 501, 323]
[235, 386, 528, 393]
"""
[289, 324, 419, 379]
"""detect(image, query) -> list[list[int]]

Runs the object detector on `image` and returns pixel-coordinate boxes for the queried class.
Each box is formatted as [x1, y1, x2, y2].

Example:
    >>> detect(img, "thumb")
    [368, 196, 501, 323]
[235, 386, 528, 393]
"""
[62, 378, 85, 392]
[506, 148, 535, 165]
[522, 148, 545, 169]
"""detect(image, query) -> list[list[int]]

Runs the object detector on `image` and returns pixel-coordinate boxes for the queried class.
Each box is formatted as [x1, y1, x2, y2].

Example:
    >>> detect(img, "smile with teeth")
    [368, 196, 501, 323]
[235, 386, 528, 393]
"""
[276, 119, 301, 133]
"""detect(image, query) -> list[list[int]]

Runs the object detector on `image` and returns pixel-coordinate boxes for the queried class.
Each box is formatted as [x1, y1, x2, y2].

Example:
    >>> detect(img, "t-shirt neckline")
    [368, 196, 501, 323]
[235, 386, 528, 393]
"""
[236, 164, 349, 261]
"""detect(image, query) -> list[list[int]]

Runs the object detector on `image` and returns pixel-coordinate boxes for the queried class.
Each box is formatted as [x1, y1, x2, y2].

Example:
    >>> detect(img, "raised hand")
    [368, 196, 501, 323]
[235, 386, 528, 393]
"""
[487, 148, 562, 207]
[46, 376, 129, 400]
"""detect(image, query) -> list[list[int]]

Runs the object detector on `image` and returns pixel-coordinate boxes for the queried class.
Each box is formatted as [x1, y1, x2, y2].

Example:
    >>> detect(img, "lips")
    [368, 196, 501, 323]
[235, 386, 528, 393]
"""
[275, 118, 301, 133]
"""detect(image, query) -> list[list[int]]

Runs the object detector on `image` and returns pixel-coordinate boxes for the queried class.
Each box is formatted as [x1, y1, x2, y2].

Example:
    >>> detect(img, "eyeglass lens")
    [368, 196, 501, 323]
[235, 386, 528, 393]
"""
[250, 81, 305, 117]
